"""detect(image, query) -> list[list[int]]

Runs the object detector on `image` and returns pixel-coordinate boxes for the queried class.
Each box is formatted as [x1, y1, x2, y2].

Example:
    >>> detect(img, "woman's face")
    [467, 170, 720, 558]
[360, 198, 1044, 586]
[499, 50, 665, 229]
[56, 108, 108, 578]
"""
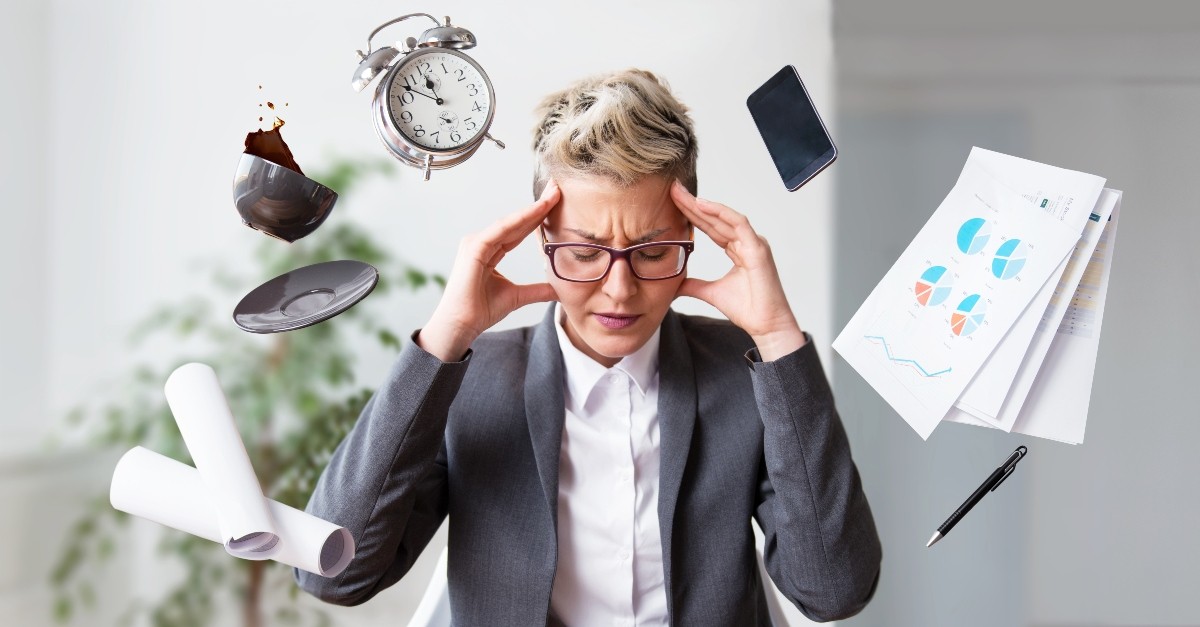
[544, 174, 690, 367]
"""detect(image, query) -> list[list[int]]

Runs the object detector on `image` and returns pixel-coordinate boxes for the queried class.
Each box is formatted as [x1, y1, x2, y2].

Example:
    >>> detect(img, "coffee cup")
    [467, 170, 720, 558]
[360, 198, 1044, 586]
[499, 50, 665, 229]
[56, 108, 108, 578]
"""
[232, 153, 338, 243]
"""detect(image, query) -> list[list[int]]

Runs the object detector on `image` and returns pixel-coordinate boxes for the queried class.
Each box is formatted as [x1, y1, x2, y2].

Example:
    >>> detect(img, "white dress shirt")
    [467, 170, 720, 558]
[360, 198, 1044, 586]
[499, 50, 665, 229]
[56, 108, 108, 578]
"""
[549, 304, 669, 627]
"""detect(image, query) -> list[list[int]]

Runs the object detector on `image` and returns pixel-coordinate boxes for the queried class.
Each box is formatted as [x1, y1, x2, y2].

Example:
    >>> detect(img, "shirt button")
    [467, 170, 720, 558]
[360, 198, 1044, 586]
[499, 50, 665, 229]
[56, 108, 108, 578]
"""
[618, 549, 631, 561]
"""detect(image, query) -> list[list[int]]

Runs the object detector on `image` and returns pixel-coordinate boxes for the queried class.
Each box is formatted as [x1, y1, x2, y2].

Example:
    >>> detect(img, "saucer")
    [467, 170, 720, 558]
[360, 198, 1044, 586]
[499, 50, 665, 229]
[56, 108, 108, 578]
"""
[233, 260, 378, 333]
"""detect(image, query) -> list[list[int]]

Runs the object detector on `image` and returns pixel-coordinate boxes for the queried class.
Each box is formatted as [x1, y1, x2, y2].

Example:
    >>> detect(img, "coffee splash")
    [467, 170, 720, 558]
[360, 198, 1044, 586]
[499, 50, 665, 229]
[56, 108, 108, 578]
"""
[243, 91, 303, 175]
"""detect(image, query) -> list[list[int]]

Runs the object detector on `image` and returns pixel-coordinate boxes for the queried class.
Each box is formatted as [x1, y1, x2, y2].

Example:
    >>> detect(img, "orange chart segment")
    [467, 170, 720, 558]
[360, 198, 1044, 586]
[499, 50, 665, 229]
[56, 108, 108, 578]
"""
[915, 266, 954, 307]
[951, 294, 987, 337]
[951, 313, 968, 335]
[915, 282, 934, 305]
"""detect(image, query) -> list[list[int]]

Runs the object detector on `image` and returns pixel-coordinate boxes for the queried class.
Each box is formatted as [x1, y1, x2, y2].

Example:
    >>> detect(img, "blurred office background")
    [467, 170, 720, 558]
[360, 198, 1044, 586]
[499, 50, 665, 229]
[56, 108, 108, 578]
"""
[0, 0, 1196, 626]
[834, 2, 1200, 625]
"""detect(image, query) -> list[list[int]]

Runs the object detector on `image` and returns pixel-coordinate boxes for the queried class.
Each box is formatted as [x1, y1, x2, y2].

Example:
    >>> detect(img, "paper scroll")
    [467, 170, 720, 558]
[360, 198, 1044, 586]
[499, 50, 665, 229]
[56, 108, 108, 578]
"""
[110, 362, 354, 578]
[163, 363, 279, 559]
[111, 447, 354, 577]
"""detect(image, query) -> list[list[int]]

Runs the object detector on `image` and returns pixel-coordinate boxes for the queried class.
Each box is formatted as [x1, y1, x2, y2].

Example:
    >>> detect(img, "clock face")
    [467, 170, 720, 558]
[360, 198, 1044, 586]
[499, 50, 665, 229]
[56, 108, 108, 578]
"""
[386, 50, 493, 152]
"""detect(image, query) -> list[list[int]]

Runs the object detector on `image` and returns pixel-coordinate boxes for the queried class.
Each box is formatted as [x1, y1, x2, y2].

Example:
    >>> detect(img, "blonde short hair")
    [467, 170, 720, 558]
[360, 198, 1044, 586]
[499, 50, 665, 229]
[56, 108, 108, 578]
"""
[531, 68, 698, 199]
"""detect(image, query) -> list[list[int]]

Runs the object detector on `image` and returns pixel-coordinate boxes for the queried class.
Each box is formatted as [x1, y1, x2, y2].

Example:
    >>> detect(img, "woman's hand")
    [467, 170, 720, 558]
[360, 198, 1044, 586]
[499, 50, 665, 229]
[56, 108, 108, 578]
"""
[417, 182, 562, 362]
[670, 180, 807, 361]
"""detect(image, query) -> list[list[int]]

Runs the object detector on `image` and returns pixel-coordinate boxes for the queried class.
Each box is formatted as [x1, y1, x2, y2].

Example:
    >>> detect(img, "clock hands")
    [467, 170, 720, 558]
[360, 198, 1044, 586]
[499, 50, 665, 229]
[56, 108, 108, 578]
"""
[399, 80, 444, 105]
[424, 74, 444, 103]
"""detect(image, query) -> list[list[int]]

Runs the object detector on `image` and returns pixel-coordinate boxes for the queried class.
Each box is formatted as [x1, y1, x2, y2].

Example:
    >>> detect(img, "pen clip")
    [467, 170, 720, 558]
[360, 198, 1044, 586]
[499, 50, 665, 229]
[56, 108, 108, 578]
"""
[991, 446, 1028, 492]
[990, 464, 1016, 492]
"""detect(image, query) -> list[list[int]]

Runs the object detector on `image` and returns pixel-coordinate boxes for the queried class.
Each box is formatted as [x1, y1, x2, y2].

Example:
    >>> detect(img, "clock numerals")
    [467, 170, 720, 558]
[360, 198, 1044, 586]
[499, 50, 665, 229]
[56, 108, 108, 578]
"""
[387, 53, 490, 150]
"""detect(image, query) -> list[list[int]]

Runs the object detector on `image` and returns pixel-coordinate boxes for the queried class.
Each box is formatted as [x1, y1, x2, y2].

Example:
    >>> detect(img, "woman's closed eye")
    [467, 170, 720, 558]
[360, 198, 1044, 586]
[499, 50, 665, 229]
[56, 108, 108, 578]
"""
[635, 246, 670, 262]
[570, 248, 605, 262]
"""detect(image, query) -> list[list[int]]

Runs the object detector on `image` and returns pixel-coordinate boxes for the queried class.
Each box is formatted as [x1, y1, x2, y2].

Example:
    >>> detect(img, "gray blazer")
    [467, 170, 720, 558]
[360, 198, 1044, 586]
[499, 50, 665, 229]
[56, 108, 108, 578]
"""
[296, 306, 881, 625]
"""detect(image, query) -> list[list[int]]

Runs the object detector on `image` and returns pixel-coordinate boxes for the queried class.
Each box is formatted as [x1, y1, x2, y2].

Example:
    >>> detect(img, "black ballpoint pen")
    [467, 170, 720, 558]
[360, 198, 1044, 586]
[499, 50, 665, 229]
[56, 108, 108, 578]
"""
[926, 446, 1028, 547]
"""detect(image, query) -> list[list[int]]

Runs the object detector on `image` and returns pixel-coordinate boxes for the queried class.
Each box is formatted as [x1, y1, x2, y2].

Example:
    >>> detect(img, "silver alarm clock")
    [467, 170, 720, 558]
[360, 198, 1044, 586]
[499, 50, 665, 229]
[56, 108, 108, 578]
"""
[352, 13, 504, 180]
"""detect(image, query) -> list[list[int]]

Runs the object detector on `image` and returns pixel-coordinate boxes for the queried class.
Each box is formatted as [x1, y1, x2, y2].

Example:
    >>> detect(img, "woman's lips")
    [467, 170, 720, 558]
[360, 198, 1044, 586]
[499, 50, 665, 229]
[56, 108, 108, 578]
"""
[594, 313, 641, 329]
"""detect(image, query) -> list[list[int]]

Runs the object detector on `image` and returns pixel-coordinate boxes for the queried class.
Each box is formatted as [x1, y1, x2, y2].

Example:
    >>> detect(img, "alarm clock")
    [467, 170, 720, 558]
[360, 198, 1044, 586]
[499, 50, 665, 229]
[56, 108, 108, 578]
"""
[352, 13, 505, 181]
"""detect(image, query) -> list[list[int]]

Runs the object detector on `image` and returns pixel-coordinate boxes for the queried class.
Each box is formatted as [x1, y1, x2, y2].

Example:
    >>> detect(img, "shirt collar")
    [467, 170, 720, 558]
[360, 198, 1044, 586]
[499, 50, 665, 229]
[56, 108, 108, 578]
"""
[554, 303, 661, 413]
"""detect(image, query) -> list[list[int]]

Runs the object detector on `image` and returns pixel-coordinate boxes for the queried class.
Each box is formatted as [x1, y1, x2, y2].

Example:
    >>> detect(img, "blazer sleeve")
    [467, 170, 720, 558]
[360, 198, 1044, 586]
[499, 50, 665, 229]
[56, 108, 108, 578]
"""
[293, 334, 472, 606]
[747, 336, 882, 622]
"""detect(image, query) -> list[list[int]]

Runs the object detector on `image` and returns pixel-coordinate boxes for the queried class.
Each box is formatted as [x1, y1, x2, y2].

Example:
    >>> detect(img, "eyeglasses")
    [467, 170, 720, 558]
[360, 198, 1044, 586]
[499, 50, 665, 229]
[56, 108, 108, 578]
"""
[541, 226, 695, 282]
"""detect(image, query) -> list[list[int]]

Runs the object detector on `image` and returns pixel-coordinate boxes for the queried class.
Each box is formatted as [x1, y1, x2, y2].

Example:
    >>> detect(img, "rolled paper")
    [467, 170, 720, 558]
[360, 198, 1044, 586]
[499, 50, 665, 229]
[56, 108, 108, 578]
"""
[110, 446, 355, 578]
[164, 362, 279, 559]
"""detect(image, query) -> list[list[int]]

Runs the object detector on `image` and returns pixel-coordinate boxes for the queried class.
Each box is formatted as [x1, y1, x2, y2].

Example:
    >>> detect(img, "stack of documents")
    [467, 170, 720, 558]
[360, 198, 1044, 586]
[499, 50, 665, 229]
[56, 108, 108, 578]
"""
[833, 148, 1121, 444]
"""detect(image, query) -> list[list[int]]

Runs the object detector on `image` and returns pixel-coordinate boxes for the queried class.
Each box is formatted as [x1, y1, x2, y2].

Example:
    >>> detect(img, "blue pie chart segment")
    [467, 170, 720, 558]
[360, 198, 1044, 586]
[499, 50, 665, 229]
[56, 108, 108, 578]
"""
[992, 239, 1029, 280]
[951, 294, 987, 337]
[956, 218, 992, 255]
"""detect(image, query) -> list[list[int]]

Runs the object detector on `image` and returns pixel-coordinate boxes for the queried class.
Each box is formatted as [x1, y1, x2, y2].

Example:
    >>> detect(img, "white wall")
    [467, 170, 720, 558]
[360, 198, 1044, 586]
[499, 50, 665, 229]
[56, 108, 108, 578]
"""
[2, 1, 835, 625]
[0, 0, 49, 454]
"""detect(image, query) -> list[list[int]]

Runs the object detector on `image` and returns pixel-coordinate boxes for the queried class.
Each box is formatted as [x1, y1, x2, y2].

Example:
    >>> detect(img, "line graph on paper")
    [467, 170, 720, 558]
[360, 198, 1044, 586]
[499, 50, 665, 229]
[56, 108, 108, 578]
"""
[864, 336, 953, 378]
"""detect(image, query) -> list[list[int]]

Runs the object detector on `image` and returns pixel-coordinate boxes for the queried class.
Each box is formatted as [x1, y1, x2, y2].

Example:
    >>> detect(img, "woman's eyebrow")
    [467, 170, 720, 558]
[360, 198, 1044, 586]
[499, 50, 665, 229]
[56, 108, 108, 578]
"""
[565, 227, 670, 244]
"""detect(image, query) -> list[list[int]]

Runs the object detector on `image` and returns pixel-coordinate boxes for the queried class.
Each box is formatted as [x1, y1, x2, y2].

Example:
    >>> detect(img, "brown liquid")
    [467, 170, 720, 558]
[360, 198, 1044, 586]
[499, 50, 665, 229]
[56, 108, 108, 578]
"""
[244, 99, 303, 175]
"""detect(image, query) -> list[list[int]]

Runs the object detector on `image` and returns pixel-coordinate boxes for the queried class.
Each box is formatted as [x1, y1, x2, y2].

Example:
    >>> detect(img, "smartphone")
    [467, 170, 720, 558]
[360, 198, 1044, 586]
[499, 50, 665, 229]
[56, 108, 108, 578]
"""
[746, 65, 837, 191]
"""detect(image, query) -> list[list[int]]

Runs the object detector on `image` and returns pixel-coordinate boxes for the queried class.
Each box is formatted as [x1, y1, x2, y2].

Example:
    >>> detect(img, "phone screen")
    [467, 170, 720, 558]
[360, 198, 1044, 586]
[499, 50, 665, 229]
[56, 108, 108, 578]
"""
[747, 66, 837, 191]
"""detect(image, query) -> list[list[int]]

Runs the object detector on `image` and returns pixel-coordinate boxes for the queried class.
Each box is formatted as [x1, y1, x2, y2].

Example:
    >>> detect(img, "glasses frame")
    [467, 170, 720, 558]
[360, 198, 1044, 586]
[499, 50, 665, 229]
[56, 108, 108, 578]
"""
[540, 226, 695, 283]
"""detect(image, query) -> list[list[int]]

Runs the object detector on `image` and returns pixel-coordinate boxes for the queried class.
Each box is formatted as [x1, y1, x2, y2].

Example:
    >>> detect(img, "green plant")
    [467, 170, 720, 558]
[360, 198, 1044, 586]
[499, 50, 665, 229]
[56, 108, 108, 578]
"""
[49, 155, 442, 627]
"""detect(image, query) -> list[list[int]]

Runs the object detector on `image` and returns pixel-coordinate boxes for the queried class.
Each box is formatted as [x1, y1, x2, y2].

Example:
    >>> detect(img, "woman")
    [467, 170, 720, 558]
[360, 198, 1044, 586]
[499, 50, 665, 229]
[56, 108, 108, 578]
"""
[296, 69, 881, 626]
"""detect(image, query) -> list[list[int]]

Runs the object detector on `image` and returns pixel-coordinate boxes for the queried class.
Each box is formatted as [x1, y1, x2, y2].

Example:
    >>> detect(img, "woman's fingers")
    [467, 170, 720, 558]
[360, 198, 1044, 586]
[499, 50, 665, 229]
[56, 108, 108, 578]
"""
[675, 277, 718, 307]
[671, 180, 771, 267]
[481, 182, 560, 247]
[476, 182, 561, 267]
[693, 197, 752, 245]
[513, 281, 558, 309]
[671, 181, 730, 247]
[671, 180, 758, 245]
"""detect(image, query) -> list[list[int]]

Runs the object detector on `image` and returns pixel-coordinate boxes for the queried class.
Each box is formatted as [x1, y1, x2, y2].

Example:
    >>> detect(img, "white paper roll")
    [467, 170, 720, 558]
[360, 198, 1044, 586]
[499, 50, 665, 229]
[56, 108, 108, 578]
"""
[110, 446, 355, 578]
[164, 362, 278, 559]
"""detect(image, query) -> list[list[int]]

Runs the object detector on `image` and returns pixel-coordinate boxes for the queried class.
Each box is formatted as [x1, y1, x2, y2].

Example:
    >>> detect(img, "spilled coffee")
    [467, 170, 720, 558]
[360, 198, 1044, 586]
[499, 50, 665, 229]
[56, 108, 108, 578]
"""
[243, 102, 303, 174]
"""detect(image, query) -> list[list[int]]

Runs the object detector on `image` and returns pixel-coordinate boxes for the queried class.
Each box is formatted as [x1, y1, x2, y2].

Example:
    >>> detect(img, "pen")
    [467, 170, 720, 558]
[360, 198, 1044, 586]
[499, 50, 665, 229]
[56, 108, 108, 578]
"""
[926, 446, 1027, 547]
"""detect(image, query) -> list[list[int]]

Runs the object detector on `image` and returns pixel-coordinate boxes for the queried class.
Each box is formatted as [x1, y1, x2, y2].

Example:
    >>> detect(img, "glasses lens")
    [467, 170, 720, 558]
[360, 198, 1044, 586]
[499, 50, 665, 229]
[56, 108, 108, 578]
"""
[553, 245, 612, 281]
[631, 244, 687, 279]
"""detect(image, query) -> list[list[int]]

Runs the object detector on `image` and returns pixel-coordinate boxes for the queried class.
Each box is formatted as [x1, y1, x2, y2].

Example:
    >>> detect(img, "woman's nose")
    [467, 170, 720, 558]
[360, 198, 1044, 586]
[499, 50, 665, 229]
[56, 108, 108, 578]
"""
[602, 258, 638, 302]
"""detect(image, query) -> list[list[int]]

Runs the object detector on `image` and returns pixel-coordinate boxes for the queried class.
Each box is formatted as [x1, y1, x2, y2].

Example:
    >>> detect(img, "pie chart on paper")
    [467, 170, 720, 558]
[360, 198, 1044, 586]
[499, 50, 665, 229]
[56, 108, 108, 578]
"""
[956, 217, 992, 255]
[992, 239, 1029, 280]
[951, 294, 987, 337]
[914, 266, 954, 307]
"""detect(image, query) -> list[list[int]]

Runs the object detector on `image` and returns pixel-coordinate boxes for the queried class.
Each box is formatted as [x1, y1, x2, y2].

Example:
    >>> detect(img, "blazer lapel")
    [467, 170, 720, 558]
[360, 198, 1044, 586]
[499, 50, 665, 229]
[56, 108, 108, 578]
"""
[525, 305, 567, 534]
[656, 309, 697, 608]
